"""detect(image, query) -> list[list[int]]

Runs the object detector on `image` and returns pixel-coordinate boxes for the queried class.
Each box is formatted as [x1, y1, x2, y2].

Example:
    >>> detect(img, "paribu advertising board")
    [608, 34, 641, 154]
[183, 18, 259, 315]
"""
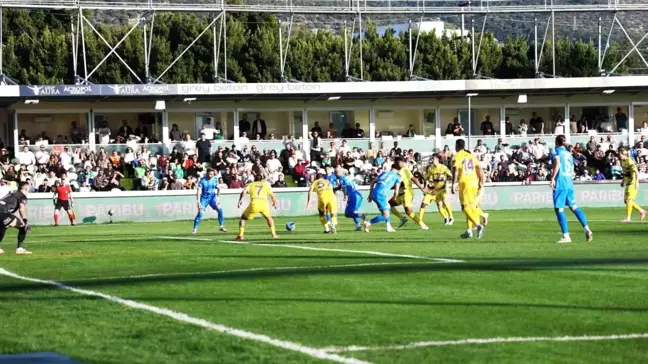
[25, 182, 645, 225]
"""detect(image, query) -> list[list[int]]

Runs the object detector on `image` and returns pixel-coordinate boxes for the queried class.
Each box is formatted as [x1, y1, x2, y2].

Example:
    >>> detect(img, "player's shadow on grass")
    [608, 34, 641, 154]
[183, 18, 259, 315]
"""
[2, 257, 648, 294]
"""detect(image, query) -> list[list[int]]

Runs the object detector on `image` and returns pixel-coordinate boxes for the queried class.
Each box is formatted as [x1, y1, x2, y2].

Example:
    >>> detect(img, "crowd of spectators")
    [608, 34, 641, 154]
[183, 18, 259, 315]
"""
[3, 117, 648, 193]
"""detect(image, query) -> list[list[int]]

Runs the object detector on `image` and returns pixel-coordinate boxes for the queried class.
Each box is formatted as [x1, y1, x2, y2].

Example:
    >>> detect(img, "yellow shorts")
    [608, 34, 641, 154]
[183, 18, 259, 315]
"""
[625, 185, 638, 201]
[423, 190, 447, 205]
[318, 197, 338, 215]
[395, 189, 414, 207]
[459, 183, 478, 207]
[242, 203, 271, 220]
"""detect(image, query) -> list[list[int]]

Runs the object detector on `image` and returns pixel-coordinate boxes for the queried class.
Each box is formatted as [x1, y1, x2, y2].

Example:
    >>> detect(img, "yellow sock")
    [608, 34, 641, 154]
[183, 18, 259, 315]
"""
[238, 227, 245, 236]
[626, 202, 633, 218]
[631, 201, 643, 214]
[445, 205, 454, 220]
[331, 215, 338, 225]
[391, 207, 403, 219]
[465, 207, 481, 227]
[437, 205, 448, 219]
[319, 215, 328, 227]
[408, 212, 422, 225]
[270, 225, 276, 235]
[418, 208, 426, 223]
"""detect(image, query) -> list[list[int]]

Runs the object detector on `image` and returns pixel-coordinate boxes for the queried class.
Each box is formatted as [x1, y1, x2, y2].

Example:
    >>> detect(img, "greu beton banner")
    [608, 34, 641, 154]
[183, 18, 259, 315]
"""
[25, 181, 646, 225]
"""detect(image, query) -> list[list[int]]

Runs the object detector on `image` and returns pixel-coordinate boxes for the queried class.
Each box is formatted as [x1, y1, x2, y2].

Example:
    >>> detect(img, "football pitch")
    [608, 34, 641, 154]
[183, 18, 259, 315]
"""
[1, 208, 647, 364]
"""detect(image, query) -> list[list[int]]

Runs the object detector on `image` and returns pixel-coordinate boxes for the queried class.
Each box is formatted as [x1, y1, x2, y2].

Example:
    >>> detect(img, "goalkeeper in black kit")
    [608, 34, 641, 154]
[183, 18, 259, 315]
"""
[0, 182, 32, 255]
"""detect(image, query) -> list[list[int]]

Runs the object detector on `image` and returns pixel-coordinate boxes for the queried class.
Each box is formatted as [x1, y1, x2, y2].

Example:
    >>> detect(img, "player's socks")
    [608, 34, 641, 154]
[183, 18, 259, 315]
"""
[193, 211, 204, 230]
[53, 214, 59, 226]
[437, 206, 447, 220]
[418, 208, 427, 223]
[407, 212, 422, 226]
[69, 215, 75, 225]
[445, 206, 454, 220]
[555, 210, 569, 234]
[269, 225, 276, 235]
[17, 227, 26, 249]
[319, 215, 328, 228]
[370, 215, 386, 224]
[572, 208, 589, 229]
[326, 214, 331, 222]
[238, 226, 245, 237]
[390, 208, 403, 219]
[217, 208, 225, 227]
[465, 208, 480, 229]
[331, 215, 338, 225]
[352, 216, 361, 225]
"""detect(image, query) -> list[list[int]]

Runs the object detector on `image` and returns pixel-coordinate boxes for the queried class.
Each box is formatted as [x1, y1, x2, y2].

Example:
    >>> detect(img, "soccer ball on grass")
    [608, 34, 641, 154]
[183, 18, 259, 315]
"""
[285, 221, 296, 232]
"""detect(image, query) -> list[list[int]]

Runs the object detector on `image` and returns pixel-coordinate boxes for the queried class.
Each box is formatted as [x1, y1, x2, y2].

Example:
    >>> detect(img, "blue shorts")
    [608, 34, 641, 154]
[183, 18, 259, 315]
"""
[199, 195, 219, 210]
[553, 189, 576, 209]
[371, 189, 390, 212]
[345, 192, 363, 216]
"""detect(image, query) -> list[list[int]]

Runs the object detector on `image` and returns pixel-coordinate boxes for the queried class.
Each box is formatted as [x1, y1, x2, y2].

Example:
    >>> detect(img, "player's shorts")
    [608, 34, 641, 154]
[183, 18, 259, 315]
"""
[0, 212, 16, 228]
[345, 192, 363, 217]
[318, 197, 338, 215]
[242, 203, 271, 220]
[394, 189, 414, 208]
[625, 185, 638, 201]
[371, 188, 390, 212]
[199, 195, 219, 210]
[553, 188, 576, 209]
[55, 199, 70, 211]
[423, 190, 447, 205]
[459, 182, 479, 207]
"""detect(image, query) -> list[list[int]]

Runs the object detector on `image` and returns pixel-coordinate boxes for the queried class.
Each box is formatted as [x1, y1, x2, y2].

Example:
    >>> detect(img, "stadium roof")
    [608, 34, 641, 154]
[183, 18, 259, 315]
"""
[7, 76, 648, 103]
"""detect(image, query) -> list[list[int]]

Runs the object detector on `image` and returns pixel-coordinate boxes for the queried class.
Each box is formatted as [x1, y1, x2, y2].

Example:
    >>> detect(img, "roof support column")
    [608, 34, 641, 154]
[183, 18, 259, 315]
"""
[628, 102, 635, 147]
[564, 103, 570, 144]
[302, 109, 309, 153]
[13, 111, 18, 157]
[435, 106, 441, 150]
[499, 105, 506, 141]
[162, 109, 170, 145]
[88, 109, 96, 152]
[369, 107, 376, 144]
[233, 108, 240, 146]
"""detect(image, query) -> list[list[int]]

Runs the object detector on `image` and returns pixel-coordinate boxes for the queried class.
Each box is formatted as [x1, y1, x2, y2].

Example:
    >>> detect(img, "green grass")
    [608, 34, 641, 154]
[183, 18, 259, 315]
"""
[1, 208, 648, 364]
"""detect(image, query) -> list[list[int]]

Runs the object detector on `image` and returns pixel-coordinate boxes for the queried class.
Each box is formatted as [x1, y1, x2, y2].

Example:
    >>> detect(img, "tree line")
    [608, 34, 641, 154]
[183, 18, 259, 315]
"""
[2, 9, 644, 85]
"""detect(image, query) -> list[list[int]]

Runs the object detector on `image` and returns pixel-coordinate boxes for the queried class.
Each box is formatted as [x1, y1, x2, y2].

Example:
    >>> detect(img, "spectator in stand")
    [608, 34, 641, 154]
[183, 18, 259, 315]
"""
[251, 113, 267, 140]
[480, 115, 495, 135]
[170, 124, 182, 141]
[310, 131, 322, 163]
[239, 114, 250, 137]
[118, 120, 133, 140]
[615, 107, 628, 131]
[97, 121, 111, 145]
[311, 122, 323, 136]
[201, 118, 216, 140]
[35, 145, 49, 167]
[518, 119, 528, 136]
[70, 122, 84, 144]
[353, 122, 365, 138]
[504, 116, 513, 135]
[18, 145, 36, 166]
[569, 114, 578, 134]
[452, 118, 463, 136]
[196, 133, 211, 164]
[554, 115, 566, 135]
[390, 142, 402, 156]
[405, 124, 417, 137]
[180, 134, 196, 156]
[530, 112, 544, 134]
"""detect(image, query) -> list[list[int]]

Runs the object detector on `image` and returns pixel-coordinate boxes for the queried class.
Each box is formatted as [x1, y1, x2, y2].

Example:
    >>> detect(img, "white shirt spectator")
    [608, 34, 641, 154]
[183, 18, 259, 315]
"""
[339, 144, 350, 155]
[36, 150, 50, 165]
[60, 151, 72, 167]
[98, 127, 111, 144]
[289, 156, 299, 169]
[226, 154, 240, 165]
[181, 139, 196, 156]
[518, 123, 528, 137]
[139, 150, 151, 161]
[18, 149, 36, 166]
[202, 124, 216, 139]
[124, 152, 136, 164]
[475, 144, 487, 154]
[531, 143, 547, 160]
[266, 157, 282, 173]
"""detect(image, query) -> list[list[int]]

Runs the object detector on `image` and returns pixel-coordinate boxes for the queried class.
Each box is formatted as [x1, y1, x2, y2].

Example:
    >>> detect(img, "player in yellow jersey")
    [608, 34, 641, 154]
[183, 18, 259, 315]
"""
[389, 158, 427, 229]
[452, 139, 485, 239]
[619, 148, 647, 222]
[307, 173, 339, 234]
[419, 154, 454, 227]
[236, 174, 279, 241]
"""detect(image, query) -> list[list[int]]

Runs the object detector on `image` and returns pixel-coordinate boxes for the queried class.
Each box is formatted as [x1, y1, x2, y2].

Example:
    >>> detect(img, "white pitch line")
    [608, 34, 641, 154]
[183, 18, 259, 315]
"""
[156, 236, 464, 263]
[0, 268, 370, 364]
[321, 333, 648, 353]
[73, 261, 432, 282]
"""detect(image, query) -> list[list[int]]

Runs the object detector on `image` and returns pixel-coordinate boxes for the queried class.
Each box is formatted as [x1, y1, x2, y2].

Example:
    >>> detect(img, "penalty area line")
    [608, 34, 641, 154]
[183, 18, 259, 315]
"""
[321, 333, 648, 352]
[156, 236, 464, 263]
[0, 268, 370, 364]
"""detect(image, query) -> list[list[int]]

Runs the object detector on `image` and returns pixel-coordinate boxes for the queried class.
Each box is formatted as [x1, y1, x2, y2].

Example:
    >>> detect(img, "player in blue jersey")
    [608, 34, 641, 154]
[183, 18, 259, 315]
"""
[364, 157, 403, 233]
[192, 168, 227, 234]
[550, 135, 593, 243]
[335, 167, 366, 231]
[324, 167, 338, 223]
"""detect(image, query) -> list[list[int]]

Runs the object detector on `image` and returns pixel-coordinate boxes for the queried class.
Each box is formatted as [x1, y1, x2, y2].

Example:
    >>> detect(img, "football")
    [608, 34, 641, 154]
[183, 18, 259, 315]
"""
[285, 221, 296, 231]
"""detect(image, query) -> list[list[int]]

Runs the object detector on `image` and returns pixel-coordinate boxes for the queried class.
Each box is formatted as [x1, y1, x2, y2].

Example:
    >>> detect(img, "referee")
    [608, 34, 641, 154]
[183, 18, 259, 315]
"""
[0, 182, 31, 255]
[53, 179, 76, 226]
